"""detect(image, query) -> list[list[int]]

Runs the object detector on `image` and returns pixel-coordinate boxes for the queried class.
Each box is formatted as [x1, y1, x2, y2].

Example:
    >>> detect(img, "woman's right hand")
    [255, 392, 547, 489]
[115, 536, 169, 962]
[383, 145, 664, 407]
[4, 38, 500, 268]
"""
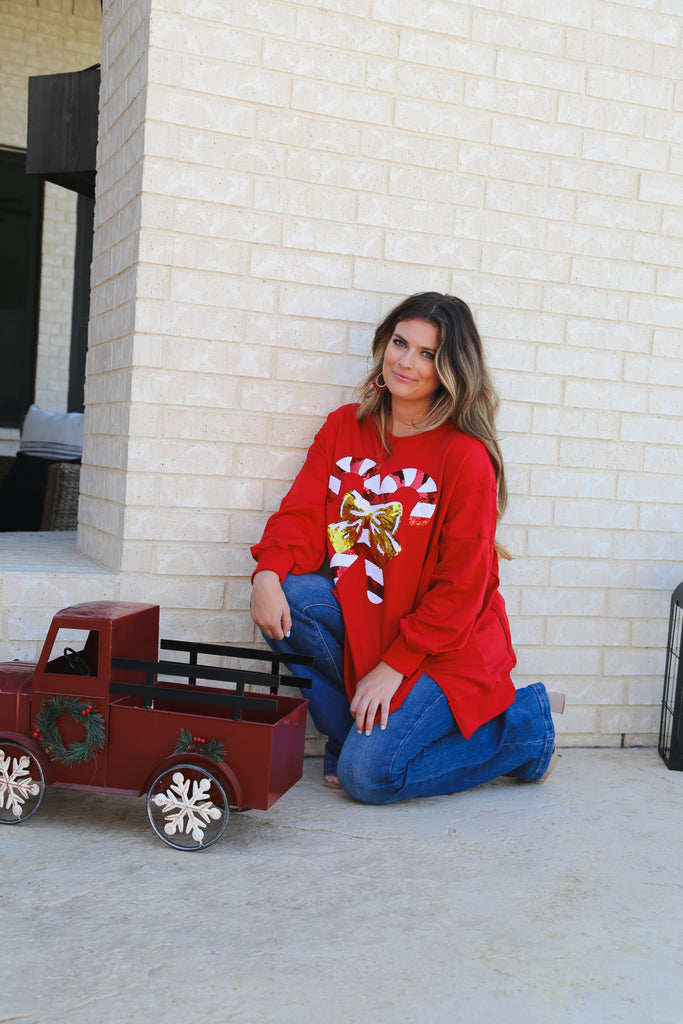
[250, 570, 292, 640]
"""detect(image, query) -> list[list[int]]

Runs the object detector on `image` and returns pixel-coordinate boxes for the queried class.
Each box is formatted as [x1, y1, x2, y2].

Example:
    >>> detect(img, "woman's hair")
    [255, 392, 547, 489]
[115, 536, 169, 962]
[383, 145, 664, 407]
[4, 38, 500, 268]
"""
[357, 291, 509, 529]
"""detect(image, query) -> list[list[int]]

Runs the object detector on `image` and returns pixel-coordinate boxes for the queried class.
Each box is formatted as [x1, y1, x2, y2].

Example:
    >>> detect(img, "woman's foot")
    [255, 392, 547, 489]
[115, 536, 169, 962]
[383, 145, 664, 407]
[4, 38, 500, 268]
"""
[323, 774, 342, 790]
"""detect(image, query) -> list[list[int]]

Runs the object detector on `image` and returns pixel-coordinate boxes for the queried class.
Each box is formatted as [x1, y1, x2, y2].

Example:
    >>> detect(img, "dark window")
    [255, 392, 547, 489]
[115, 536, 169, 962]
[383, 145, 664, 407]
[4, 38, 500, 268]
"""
[45, 627, 99, 676]
[68, 194, 94, 413]
[0, 147, 43, 428]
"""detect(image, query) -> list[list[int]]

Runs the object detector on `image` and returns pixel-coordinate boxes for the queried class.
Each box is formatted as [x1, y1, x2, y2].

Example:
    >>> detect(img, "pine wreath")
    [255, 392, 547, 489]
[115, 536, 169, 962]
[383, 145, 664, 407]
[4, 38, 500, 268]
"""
[34, 696, 106, 767]
[173, 728, 225, 763]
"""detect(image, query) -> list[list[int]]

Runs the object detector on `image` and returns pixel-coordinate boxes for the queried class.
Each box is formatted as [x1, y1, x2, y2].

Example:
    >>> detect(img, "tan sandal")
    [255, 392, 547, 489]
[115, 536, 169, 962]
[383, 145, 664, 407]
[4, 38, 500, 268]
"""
[547, 691, 565, 714]
[323, 774, 342, 790]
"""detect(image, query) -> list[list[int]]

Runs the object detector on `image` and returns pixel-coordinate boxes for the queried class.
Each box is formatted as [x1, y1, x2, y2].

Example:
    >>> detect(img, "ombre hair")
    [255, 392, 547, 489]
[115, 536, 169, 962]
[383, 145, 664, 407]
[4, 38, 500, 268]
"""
[357, 292, 509, 537]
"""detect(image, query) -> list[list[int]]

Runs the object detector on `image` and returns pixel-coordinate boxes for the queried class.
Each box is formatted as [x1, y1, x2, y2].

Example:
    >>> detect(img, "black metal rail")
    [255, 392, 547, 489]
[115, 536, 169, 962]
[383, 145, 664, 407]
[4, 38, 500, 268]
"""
[110, 644, 314, 721]
[159, 639, 313, 692]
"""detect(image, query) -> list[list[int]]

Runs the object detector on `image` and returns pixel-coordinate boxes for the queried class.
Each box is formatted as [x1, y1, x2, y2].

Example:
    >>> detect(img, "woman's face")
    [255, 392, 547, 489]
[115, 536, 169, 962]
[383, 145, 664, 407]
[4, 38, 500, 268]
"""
[381, 318, 440, 414]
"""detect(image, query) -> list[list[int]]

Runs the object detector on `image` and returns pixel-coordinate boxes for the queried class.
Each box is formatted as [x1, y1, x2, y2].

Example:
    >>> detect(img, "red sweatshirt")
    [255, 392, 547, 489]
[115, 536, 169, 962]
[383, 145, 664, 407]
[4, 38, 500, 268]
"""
[251, 404, 516, 738]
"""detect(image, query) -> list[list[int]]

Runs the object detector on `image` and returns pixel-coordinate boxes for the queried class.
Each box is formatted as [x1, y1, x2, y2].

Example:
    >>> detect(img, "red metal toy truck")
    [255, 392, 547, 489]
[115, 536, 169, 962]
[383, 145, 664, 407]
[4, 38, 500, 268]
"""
[0, 601, 311, 850]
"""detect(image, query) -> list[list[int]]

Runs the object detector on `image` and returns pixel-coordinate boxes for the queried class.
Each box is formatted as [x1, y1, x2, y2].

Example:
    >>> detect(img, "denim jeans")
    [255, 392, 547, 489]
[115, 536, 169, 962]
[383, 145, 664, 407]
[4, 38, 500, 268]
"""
[261, 572, 555, 804]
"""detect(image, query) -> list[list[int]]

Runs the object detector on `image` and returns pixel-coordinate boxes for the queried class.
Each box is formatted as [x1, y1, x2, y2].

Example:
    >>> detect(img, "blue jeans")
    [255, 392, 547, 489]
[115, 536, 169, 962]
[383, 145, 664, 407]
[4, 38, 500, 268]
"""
[262, 573, 555, 804]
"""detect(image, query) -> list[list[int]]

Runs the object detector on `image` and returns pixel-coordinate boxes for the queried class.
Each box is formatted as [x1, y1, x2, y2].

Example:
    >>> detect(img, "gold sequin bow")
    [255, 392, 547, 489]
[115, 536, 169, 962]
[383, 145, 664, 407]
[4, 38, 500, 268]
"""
[328, 489, 403, 566]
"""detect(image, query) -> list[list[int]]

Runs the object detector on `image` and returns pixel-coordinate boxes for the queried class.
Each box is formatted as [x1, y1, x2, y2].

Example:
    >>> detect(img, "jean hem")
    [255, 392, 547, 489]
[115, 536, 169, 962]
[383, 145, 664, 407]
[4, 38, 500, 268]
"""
[526, 682, 556, 781]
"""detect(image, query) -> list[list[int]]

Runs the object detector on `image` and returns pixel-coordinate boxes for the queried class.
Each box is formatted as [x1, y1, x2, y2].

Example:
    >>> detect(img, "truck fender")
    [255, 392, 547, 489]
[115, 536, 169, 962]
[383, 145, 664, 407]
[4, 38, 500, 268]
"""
[0, 731, 56, 785]
[139, 752, 245, 809]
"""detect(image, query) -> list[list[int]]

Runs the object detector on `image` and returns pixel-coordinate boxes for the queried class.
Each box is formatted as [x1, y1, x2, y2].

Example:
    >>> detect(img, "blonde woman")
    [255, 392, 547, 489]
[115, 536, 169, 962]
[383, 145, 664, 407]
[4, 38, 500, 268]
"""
[251, 293, 563, 802]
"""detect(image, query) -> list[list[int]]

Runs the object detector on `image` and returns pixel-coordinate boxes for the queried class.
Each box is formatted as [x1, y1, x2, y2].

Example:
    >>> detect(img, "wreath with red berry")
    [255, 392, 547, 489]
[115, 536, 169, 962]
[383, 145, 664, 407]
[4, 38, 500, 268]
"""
[34, 696, 106, 767]
[173, 728, 225, 763]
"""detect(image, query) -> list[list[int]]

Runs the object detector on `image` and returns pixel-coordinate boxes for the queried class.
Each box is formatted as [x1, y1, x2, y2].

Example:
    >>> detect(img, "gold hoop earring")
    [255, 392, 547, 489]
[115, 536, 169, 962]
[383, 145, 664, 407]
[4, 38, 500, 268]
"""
[372, 372, 388, 391]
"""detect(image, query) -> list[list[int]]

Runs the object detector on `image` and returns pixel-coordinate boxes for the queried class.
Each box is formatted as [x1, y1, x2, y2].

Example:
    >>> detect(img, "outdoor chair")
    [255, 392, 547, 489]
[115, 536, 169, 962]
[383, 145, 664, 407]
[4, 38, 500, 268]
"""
[0, 405, 83, 532]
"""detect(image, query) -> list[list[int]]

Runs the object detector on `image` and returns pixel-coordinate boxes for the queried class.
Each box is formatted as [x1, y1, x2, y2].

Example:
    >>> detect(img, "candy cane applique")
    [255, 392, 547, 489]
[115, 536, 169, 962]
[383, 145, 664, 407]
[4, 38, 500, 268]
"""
[368, 467, 437, 527]
[327, 456, 377, 496]
[327, 458, 438, 604]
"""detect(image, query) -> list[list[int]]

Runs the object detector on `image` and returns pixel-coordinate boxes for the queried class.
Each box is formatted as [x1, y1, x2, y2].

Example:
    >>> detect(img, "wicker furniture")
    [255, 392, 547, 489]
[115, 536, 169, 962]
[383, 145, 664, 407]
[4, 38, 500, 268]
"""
[0, 455, 80, 531]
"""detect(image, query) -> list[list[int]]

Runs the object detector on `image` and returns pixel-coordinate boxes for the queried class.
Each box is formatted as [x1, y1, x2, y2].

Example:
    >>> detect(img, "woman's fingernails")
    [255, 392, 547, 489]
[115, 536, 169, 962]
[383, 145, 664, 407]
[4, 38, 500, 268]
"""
[380, 724, 386, 731]
[285, 630, 291, 638]
[365, 729, 371, 736]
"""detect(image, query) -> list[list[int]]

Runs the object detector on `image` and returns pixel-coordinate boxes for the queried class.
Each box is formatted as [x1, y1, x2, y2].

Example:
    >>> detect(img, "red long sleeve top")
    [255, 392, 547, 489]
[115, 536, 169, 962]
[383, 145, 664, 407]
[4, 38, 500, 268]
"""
[251, 404, 516, 738]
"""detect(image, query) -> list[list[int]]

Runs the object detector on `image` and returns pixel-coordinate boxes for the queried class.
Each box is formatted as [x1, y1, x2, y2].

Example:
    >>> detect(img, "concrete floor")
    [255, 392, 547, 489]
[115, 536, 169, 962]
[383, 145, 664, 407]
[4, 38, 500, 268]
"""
[2, 747, 682, 1024]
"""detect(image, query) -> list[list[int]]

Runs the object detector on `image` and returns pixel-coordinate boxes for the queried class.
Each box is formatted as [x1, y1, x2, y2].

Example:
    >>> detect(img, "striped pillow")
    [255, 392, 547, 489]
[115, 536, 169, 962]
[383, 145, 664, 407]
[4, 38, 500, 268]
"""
[19, 405, 83, 462]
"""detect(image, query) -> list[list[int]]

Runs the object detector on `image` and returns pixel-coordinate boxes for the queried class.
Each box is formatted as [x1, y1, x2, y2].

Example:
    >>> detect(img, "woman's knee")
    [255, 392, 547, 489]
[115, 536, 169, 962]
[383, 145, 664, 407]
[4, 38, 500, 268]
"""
[283, 573, 345, 651]
[337, 743, 399, 805]
[281, 572, 334, 613]
[282, 570, 331, 594]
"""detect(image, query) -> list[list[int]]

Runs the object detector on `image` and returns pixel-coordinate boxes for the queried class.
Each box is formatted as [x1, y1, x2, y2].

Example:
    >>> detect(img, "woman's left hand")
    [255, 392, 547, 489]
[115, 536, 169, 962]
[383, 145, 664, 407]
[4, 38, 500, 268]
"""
[350, 661, 403, 735]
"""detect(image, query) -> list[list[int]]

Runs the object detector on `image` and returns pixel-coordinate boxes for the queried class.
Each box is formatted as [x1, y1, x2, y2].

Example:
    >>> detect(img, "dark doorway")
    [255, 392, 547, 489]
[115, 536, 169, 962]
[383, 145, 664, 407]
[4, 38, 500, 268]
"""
[68, 193, 94, 413]
[0, 147, 43, 428]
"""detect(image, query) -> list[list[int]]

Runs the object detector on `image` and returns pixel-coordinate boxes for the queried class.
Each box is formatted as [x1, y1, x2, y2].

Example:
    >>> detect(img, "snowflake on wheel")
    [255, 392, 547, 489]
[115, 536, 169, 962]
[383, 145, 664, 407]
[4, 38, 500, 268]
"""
[0, 748, 41, 818]
[152, 770, 223, 843]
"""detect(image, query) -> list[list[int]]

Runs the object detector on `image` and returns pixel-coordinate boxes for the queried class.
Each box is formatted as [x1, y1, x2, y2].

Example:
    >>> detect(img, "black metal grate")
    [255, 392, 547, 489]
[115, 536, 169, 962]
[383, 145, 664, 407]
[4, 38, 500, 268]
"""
[659, 582, 683, 770]
[111, 640, 313, 721]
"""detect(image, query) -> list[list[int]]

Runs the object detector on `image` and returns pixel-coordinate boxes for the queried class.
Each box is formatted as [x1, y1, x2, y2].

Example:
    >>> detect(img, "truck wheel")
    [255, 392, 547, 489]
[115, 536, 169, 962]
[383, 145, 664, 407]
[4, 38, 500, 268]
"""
[0, 741, 46, 824]
[146, 764, 229, 851]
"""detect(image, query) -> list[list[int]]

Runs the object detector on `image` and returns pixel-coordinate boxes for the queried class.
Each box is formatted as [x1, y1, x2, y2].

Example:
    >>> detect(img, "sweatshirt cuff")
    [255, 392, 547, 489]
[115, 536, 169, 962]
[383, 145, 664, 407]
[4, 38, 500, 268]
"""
[382, 633, 425, 677]
[251, 549, 295, 584]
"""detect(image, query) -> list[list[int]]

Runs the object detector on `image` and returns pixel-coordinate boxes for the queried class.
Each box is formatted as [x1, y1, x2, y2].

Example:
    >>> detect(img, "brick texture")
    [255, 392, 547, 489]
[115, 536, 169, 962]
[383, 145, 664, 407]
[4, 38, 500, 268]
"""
[3, 0, 683, 751]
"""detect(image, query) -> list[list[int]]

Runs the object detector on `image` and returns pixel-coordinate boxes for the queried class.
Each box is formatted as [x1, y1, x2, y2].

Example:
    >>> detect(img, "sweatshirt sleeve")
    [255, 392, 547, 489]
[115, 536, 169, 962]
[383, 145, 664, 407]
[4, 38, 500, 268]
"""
[381, 441, 500, 676]
[250, 411, 338, 581]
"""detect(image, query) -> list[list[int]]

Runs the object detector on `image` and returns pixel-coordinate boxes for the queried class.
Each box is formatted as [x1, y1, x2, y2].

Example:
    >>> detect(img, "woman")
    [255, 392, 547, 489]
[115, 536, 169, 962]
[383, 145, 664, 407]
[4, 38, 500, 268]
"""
[250, 292, 562, 804]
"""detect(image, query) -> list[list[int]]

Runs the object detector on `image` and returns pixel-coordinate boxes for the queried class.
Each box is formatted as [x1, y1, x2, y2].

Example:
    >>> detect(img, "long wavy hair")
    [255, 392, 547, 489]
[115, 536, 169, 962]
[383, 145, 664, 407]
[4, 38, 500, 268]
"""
[357, 292, 509, 550]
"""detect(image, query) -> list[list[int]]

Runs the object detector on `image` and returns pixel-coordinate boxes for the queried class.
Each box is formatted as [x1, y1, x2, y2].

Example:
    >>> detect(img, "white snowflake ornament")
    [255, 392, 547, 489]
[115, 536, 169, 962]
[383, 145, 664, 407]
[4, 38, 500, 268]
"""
[153, 770, 223, 843]
[0, 748, 41, 818]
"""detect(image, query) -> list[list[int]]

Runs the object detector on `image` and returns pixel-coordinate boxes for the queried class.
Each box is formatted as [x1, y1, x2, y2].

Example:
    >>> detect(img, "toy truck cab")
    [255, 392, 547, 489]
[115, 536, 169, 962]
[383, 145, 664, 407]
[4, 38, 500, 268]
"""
[0, 602, 311, 850]
[37, 601, 160, 692]
[0, 602, 159, 788]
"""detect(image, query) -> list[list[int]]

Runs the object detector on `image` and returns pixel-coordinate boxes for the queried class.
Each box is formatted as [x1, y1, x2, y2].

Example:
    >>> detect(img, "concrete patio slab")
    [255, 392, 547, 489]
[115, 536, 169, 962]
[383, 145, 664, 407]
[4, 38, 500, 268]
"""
[2, 748, 682, 1024]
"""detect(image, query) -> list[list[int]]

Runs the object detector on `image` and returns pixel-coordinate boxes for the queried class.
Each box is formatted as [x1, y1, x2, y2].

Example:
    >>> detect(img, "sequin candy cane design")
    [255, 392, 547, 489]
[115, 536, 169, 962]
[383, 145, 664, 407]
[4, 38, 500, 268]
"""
[327, 457, 437, 604]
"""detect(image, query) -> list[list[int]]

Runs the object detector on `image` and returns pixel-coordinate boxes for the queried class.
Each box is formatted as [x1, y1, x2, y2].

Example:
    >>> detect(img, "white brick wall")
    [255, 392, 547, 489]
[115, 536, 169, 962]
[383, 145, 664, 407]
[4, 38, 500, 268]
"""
[0, 0, 101, 453]
[34, 184, 79, 413]
[79, 0, 149, 567]
[4, 0, 683, 751]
